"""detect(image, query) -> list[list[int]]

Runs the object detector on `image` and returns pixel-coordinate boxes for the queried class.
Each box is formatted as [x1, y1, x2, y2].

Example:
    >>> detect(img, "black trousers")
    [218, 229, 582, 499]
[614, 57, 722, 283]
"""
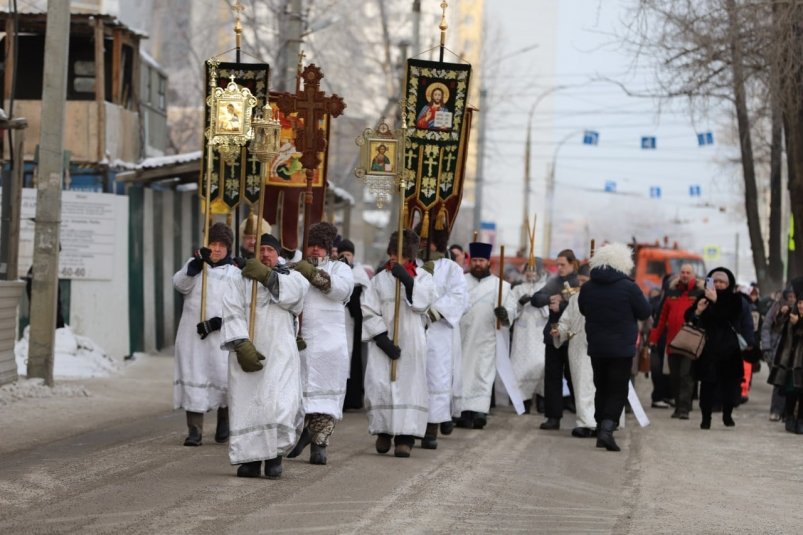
[699, 374, 741, 419]
[544, 344, 572, 419]
[650, 347, 670, 402]
[668, 354, 694, 414]
[591, 356, 632, 423]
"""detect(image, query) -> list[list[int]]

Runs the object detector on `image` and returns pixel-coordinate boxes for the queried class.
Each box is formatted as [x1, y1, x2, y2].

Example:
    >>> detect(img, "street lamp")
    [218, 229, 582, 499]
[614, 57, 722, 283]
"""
[543, 129, 584, 257]
[473, 42, 539, 236]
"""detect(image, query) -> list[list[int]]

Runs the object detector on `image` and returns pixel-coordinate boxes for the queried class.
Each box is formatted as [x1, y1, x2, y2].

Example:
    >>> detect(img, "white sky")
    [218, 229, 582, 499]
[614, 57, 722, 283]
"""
[482, 0, 756, 281]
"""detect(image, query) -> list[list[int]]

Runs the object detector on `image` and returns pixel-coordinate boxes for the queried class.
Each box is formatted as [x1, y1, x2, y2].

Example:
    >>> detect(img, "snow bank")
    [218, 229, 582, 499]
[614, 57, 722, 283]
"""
[0, 378, 90, 407]
[14, 325, 123, 380]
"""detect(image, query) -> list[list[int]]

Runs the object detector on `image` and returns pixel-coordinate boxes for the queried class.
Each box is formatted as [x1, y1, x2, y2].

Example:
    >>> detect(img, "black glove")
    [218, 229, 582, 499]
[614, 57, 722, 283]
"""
[518, 294, 532, 306]
[391, 263, 415, 301]
[234, 339, 265, 372]
[374, 332, 401, 360]
[196, 317, 222, 340]
[242, 258, 272, 286]
[187, 247, 212, 276]
[494, 306, 510, 326]
[232, 256, 246, 269]
[293, 259, 317, 281]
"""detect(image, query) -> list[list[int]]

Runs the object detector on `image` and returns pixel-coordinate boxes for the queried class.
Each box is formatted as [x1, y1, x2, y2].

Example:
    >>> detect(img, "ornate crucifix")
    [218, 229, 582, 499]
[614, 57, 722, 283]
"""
[275, 64, 346, 251]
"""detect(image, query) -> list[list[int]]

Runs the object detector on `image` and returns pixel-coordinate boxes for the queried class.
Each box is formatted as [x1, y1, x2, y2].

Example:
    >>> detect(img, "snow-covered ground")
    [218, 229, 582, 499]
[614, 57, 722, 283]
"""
[0, 326, 125, 406]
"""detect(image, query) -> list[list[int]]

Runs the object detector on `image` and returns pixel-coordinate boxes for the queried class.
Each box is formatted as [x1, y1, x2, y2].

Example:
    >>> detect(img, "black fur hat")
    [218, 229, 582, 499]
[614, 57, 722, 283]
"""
[307, 221, 338, 251]
[387, 229, 420, 260]
[338, 239, 355, 255]
[208, 222, 233, 252]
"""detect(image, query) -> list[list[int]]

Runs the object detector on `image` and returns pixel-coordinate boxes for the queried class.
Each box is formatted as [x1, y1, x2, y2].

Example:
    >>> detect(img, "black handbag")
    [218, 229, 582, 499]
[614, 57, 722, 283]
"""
[668, 323, 706, 360]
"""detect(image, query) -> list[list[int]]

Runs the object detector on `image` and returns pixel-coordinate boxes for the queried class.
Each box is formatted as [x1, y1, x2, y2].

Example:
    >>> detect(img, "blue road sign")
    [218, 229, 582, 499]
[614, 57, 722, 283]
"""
[583, 130, 599, 145]
[641, 136, 656, 149]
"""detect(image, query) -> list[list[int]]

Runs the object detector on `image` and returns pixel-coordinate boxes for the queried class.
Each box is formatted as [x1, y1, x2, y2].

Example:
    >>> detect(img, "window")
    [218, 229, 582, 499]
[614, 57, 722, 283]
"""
[646, 260, 666, 277]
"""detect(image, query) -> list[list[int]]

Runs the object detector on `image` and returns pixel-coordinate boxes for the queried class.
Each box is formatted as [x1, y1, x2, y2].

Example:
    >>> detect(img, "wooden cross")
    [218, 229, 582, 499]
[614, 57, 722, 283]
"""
[274, 64, 346, 250]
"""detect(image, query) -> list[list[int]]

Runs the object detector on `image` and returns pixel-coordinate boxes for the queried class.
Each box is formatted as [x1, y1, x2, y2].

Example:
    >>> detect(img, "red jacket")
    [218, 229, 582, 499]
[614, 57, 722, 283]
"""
[649, 277, 704, 349]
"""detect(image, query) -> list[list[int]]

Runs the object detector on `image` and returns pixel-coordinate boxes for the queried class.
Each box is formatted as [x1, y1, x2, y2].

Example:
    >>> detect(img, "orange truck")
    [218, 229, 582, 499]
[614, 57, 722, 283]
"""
[631, 241, 706, 294]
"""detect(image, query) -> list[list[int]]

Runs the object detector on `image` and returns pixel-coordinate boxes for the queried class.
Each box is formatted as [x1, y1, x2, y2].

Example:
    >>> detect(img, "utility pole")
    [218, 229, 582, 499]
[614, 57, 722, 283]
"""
[28, 0, 71, 386]
[473, 85, 487, 235]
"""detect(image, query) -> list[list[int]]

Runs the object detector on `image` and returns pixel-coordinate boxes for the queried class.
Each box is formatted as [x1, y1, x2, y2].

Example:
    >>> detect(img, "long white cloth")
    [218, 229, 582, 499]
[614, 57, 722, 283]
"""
[172, 259, 239, 412]
[299, 259, 354, 419]
[220, 269, 309, 464]
[510, 279, 548, 398]
[458, 274, 518, 413]
[362, 267, 436, 437]
[555, 293, 597, 429]
[424, 257, 468, 423]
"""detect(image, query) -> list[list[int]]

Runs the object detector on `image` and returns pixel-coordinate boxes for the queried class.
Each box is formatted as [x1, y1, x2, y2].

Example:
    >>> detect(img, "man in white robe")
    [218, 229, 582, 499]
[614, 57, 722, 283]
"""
[553, 263, 597, 438]
[339, 239, 372, 410]
[220, 233, 309, 478]
[417, 228, 467, 448]
[510, 260, 549, 413]
[363, 229, 436, 458]
[457, 241, 519, 429]
[173, 222, 240, 447]
[286, 222, 354, 466]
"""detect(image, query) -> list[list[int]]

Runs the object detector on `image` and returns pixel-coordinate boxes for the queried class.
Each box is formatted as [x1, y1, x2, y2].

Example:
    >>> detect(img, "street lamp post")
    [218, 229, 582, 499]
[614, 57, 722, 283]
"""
[473, 42, 539, 236]
[543, 129, 583, 257]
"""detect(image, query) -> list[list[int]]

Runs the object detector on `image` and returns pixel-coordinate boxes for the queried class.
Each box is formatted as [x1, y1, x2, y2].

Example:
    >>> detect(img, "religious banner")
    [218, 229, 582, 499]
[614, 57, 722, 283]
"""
[403, 58, 472, 240]
[268, 64, 346, 251]
[200, 60, 270, 212]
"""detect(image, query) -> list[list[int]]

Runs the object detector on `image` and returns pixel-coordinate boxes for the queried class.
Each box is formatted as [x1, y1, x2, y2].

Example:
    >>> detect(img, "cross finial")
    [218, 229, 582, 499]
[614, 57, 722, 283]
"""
[232, 0, 245, 18]
[232, 1, 245, 47]
[439, 1, 448, 32]
[297, 50, 306, 76]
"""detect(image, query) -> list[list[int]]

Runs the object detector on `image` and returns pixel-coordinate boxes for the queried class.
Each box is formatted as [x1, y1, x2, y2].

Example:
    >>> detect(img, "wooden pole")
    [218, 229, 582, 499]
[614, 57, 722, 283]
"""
[200, 142, 213, 322]
[496, 245, 505, 330]
[589, 238, 596, 258]
[390, 177, 406, 383]
[248, 165, 268, 339]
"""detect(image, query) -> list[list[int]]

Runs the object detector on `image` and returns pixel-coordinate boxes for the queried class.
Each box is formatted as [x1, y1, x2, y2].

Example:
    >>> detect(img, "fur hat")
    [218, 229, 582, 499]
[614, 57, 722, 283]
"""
[388, 229, 420, 260]
[307, 221, 338, 251]
[208, 222, 233, 252]
[240, 214, 271, 237]
[260, 233, 281, 252]
[589, 242, 634, 275]
[338, 239, 355, 255]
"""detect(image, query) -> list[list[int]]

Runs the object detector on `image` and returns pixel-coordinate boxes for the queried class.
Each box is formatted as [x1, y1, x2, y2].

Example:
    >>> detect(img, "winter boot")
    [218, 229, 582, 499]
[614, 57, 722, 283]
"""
[539, 417, 560, 430]
[375, 433, 392, 454]
[796, 420, 803, 435]
[215, 407, 230, 443]
[722, 409, 735, 427]
[236, 461, 261, 478]
[394, 435, 414, 458]
[473, 412, 488, 429]
[310, 443, 327, 465]
[287, 428, 311, 458]
[183, 411, 203, 446]
[265, 457, 283, 479]
[523, 398, 533, 414]
[455, 411, 474, 429]
[421, 423, 439, 449]
[439, 420, 454, 435]
[595, 419, 620, 452]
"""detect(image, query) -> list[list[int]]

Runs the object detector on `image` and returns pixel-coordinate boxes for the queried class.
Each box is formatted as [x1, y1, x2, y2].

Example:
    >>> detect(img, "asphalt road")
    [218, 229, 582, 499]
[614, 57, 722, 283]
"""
[0, 364, 800, 534]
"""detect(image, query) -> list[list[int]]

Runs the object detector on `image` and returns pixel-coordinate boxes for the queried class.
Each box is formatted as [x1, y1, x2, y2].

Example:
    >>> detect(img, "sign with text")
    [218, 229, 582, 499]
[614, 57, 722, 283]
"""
[2, 188, 118, 280]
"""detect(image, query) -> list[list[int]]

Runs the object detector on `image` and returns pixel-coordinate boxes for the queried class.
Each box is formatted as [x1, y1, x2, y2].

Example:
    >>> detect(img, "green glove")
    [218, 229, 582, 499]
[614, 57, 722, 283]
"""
[242, 258, 272, 286]
[234, 339, 265, 372]
[293, 259, 317, 281]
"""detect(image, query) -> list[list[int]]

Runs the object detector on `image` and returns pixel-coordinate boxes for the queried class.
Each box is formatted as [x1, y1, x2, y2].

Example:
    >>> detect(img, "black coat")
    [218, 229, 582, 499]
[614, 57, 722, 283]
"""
[530, 271, 579, 345]
[684, 267, 746, 383]
[578, 266, 651, 359]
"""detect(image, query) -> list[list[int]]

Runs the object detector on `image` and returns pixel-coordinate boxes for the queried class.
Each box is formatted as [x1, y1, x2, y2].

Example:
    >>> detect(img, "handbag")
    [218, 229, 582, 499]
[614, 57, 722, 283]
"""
[668, 323, 706, 360]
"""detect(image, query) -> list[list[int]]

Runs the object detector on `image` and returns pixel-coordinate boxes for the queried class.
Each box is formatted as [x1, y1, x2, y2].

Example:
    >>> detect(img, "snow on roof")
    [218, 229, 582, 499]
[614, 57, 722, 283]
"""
[327, 182, 355, 205]
[139, 47, 165, 72]
[137, 151, 202, 169]
[363, 209, 390, 228]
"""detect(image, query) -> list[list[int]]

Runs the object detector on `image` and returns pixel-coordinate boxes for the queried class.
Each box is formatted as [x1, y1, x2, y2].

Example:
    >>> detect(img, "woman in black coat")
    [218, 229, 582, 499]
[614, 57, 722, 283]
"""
[684, 267, 753, 429]
[578, 243, 651, 451]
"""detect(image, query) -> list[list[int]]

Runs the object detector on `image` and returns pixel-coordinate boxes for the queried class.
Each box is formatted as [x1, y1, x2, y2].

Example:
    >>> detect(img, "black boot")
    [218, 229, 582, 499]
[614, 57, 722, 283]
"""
[439, 420, 454, 435]
[236, 461, 261, 478]
[473, 413, 487, 429]
[287, 428, 311, 458]
[786, 417, 797, 433]
[595, 419, 620, 452]
[310, 443, 327, 465]
[421, 423, 438, 449]
[183, 411, 203, 446]
[455, 411, 474, 429]
[722, 410, 735, 427]
[535, 395, 545, 414]
[539, 417, 560, 430]
[701, 413, 712, 430]
[265, 457, 282, 479]
[523, 399, 533, 414]
[215, 407, 230, 443]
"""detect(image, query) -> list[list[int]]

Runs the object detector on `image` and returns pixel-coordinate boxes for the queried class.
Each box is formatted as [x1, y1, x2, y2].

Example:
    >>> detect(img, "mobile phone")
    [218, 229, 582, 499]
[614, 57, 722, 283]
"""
[705, 277, 714, 290]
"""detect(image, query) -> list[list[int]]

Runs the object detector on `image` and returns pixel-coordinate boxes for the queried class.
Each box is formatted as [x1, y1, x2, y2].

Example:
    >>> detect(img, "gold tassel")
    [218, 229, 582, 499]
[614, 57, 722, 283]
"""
[420, 209, 430, 239]
[434, 205, 447, 231]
